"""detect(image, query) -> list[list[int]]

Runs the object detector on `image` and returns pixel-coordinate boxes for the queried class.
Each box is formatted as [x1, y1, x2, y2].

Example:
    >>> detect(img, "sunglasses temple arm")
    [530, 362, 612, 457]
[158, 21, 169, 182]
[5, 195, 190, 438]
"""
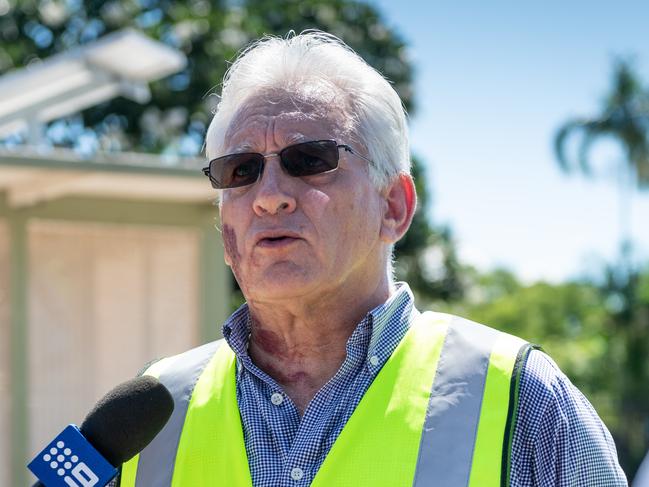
[340, 145, 375, 167]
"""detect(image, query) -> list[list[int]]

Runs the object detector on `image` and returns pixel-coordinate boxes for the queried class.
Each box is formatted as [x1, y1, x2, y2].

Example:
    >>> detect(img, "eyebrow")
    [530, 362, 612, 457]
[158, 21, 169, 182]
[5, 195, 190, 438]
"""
[229, 142, 256, 153]
[283, 133, 307, 146]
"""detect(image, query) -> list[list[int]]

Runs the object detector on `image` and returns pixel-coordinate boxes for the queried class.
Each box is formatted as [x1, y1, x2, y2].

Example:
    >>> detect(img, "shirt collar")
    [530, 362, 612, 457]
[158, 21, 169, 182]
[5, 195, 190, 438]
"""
[367, 282, 415, 352]
[221, 302, 253, 360]
[221, 282, 416, 365]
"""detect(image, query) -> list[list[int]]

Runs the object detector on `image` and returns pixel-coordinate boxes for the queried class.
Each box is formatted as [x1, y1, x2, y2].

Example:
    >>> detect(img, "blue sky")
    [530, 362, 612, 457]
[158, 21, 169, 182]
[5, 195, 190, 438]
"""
[368, 0, 649, 283]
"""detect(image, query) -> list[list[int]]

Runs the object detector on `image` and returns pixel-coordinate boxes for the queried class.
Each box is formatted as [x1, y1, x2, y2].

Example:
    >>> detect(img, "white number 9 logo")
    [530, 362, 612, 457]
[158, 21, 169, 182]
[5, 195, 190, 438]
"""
[63, 462, 99, 487]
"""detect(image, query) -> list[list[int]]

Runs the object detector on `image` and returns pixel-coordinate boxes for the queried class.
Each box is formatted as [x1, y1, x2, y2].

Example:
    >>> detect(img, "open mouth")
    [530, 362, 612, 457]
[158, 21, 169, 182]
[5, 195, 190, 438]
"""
[258, 236, 299, 248]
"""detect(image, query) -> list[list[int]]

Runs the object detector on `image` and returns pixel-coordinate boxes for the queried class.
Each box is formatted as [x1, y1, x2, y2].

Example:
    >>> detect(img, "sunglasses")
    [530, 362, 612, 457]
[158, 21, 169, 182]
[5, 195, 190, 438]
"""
[202, 139, 373, 189]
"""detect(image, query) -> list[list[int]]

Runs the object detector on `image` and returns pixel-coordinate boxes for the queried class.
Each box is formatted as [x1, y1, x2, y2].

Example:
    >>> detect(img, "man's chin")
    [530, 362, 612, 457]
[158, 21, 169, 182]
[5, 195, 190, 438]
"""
[243, 273, 319, 302]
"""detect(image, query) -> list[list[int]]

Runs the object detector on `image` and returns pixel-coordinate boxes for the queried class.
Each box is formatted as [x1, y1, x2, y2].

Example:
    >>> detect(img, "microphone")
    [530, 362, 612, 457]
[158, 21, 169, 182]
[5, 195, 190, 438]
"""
[28, 375, 174, 487]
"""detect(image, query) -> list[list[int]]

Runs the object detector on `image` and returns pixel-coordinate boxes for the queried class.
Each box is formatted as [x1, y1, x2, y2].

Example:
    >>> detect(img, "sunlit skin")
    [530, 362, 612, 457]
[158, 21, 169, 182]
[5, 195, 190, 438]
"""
[218, 91, 416, 414]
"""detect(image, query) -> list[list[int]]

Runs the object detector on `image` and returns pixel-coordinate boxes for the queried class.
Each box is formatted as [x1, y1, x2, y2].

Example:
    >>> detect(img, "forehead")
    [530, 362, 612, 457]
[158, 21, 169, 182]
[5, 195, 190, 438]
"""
[223, 90, 352, 153]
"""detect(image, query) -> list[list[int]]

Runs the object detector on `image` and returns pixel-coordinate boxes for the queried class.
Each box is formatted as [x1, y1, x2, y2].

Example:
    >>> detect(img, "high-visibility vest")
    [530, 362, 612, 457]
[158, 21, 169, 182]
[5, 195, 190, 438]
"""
[121, 311, 532, 486]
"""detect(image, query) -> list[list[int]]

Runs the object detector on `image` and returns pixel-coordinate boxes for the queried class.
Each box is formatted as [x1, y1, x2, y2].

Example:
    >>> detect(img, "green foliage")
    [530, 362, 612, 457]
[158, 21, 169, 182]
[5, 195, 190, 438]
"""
[0, 0, 413, 153]
[597, 263, 649, 476]
[3, 0, 234, 153]
[455, 270, 611, 393]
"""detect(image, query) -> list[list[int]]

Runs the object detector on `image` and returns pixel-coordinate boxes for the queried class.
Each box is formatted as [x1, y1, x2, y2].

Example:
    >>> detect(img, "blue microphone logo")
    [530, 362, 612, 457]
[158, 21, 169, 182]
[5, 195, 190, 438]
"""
[28, 425, 117, 487]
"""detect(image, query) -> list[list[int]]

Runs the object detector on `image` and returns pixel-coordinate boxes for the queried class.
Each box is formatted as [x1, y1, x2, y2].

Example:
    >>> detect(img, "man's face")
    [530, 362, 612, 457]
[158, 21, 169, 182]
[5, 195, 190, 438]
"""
[218, 93, 388, 305]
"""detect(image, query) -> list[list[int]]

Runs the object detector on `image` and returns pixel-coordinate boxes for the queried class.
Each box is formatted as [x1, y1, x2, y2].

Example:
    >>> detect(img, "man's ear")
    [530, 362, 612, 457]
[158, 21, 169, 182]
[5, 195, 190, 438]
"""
[379, 173, 417, 244]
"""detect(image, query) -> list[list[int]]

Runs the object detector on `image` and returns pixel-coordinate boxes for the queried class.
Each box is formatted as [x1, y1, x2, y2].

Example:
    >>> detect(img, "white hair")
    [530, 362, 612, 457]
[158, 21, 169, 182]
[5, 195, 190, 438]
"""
[205, 30, 411, 189]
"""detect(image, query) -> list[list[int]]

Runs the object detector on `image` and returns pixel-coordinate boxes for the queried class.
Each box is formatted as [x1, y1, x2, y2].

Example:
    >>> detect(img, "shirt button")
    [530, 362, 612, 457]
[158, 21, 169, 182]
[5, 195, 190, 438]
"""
[290, 467, 304, 481]
[271, 392, 284, 405]
[369, 355, 379, 366]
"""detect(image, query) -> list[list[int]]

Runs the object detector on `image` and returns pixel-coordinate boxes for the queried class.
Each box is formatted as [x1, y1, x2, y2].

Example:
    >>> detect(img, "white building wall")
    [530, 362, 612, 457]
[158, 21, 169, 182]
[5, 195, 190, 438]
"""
[27, 220, 200, 459]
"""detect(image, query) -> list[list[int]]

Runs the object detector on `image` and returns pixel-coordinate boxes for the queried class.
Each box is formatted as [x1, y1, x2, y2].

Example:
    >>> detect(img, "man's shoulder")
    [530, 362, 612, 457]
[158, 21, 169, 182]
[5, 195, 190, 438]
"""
[515, 348, 606, 430]
[515, 347, 616, 448]
[417, 312, 532, 368]
[517, 348, 571, 407]
[512, 349, 628, 485]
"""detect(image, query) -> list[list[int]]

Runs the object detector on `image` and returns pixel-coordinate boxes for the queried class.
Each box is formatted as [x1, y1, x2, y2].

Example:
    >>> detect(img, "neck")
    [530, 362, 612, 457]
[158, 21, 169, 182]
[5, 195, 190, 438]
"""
[247, 278, 393, 415]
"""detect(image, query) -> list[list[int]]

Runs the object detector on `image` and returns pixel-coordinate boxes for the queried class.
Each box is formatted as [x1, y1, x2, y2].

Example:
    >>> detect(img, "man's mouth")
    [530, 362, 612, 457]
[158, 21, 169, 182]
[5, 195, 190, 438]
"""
[257, 236, 299, 248]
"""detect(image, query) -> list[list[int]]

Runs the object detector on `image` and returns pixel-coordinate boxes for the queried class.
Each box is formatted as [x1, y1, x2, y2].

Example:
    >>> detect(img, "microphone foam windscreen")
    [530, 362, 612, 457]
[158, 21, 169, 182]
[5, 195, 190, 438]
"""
[80, 375, 174, 466]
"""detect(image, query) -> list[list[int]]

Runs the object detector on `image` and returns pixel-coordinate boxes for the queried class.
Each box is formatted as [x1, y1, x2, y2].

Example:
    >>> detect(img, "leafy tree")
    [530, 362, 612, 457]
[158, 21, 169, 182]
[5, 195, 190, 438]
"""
[1, 0, 415, 157]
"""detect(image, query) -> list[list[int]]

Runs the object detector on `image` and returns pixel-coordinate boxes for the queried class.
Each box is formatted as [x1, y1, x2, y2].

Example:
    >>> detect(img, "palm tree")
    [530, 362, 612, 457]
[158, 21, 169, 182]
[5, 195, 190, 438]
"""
[554, 59, 649, 270]
[555, 59, 649, 186]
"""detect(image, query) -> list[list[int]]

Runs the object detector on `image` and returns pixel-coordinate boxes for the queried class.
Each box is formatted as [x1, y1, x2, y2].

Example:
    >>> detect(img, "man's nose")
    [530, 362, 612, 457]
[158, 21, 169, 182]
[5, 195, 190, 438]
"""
[252, 156, 297, 216]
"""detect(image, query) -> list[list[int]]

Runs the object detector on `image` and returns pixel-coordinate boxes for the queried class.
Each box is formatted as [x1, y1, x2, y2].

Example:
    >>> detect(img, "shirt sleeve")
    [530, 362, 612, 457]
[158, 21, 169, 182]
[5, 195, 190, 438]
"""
[510, 349, 628, 486]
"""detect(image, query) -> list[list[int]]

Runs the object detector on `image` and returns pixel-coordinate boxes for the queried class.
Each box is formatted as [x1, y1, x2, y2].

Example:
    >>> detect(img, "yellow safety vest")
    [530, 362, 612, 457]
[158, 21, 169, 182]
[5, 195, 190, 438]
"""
[121, 311, 531, 486]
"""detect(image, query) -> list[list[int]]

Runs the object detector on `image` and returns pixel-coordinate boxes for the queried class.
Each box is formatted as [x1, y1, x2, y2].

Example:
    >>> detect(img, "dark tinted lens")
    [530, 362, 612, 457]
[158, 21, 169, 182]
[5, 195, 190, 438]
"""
[210, 153, 264, 188]
[280, 140, 339, 177]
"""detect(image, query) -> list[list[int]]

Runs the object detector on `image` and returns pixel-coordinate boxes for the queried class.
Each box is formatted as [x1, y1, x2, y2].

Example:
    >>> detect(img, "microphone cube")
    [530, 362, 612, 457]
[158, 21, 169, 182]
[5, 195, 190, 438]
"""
[28, 424, 118, 487]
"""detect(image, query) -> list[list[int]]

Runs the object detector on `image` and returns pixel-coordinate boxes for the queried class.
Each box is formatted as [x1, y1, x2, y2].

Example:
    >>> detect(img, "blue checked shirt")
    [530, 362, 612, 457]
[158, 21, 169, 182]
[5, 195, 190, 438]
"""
[222, 283, 626, 487]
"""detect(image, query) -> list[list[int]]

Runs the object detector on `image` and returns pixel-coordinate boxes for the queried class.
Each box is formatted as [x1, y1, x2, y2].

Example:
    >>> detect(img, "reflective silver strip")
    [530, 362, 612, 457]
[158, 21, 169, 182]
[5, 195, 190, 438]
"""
[412, 317, 498, 487]
[135, 340, 224, 486]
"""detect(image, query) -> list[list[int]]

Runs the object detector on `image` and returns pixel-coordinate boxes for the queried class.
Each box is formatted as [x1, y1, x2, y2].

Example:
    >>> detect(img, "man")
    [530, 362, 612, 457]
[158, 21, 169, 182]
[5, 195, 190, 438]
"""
[120, 31, 627, 486]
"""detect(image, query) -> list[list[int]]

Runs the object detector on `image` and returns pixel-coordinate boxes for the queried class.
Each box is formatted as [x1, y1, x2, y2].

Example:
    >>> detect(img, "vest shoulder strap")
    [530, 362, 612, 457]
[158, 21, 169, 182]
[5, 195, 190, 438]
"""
[422, 313, 533, 487]
[120, 339, 227, 487]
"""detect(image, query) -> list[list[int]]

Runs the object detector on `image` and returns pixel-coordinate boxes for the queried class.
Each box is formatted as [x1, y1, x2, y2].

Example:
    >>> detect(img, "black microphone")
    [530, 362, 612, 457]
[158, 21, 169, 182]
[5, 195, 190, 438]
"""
[29, 375, 174, 487]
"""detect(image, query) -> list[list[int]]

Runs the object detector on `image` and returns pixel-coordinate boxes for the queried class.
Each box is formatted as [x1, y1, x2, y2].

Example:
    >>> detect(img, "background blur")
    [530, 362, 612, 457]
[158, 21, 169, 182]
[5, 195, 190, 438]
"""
[0, 0, 647, 485]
